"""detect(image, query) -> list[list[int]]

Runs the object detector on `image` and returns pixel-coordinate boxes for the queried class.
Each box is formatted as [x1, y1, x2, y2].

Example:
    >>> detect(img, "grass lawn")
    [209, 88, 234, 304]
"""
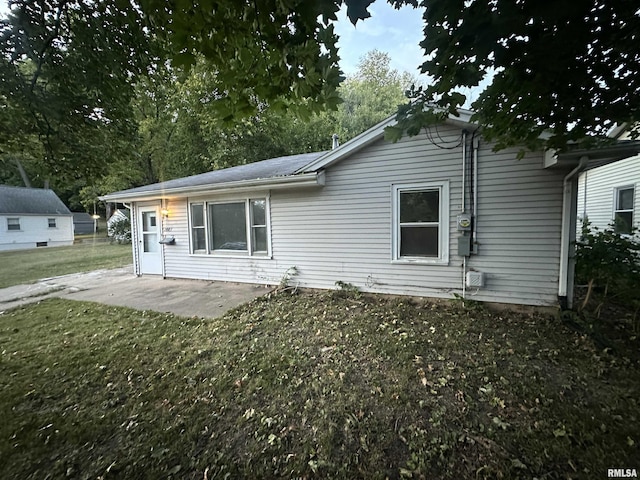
[0, 240, 132, 289]
[0, 291, 638, 479]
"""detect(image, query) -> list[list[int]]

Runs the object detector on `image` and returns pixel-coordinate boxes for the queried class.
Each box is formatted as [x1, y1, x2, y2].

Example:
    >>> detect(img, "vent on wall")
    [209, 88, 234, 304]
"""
[36, 241, 48, 247]
[466, 271, 484, 288]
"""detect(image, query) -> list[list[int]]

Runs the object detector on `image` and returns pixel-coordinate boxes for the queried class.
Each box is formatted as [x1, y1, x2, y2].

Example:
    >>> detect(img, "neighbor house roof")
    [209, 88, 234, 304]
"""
[100, 151, 328, 202]
[0, 185, 72, 215]
[72, 212, 94, 223]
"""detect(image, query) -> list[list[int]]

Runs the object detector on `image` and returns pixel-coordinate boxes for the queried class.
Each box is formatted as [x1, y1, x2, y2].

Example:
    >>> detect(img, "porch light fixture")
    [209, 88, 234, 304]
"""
[161, 208, 170, 218]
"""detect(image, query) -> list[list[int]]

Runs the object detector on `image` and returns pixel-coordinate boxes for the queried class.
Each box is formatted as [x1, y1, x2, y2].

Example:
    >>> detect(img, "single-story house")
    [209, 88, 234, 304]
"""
[72, 212, 96, 235]
[577, 125, 639, 235]
[100, 111, 640, 307]
[0, 185, 74, 251]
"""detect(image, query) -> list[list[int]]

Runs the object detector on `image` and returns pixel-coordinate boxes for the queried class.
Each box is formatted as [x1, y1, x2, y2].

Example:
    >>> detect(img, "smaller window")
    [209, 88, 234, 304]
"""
[190, 203, 207, 252]
[614, 186, 634, 234]
[250, 199, 268, 253]
[7, 218, 20, 231]
[48, 218, 56, 228]
[393, 182, 449, 263]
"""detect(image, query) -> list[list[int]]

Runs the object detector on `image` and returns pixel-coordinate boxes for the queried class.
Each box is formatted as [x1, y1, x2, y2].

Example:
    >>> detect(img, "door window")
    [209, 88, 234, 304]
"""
[142, 211, 159, 252]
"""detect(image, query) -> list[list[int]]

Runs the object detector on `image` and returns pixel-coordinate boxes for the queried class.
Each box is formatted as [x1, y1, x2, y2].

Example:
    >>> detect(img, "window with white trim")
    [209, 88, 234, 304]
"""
[250, 199, 268, 253]
[190, 203, 207, 253]
[189, 198, 270, 256]
[48, 218, 56, 228]
[614, 186, 634, 234]
[392, 182, 449, 263]
[7, 217, 20, 231]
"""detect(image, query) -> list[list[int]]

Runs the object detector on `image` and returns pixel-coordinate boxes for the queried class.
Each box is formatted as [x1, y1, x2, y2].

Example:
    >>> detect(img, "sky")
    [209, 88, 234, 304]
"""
[333, 2, 426, 78]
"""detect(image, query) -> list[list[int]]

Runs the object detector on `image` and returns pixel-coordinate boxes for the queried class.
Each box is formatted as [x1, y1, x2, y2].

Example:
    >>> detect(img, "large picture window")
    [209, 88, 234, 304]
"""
[209, 202, 247, 251]
[189, 197, 270, 256]
[614, 186, 634, 234]
[393, 182, 449, 263]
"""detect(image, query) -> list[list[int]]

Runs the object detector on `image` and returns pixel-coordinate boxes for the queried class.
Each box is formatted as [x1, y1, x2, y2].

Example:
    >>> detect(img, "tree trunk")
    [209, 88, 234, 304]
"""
[13, 157, 32, 188]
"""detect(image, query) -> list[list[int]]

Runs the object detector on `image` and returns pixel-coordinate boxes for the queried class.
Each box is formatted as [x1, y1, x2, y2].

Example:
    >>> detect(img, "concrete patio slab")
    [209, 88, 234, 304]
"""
[0, 266, 271, 318]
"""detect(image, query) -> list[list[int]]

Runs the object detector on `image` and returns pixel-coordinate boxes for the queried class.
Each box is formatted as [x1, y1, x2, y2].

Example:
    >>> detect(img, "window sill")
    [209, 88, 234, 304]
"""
[189, 252, 273, 260]
[392, 257, 449, 266]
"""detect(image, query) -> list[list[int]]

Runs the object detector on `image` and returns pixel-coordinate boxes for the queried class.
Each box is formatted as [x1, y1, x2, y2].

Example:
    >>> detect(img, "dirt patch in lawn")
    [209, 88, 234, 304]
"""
[0, 291, 638, 479]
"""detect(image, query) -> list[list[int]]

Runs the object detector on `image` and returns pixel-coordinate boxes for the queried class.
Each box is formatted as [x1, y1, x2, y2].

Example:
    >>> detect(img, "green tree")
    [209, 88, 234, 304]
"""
[336, 50, 414, 142]
[87, 49, 412, 202]
[4, 0, 638, 157]
[136, 0, 639, 151]
[389, 0, 640, 151]
[0, 0, 151, 184]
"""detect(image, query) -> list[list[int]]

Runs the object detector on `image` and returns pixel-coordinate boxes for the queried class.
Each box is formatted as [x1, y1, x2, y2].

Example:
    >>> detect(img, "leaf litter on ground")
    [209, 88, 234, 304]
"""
[0, 290, 638, 479]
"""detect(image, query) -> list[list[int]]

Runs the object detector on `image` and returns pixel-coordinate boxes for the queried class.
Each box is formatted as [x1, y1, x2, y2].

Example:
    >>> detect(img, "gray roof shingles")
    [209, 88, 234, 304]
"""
[107, 151, 327, 197]
[0, 185, 72, 215]
[72, 212, 95, 222]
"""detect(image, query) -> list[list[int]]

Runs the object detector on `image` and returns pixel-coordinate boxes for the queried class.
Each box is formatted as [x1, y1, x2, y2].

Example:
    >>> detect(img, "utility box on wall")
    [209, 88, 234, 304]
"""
[458, 235, 471, 257]
[466, 271, 485, 288]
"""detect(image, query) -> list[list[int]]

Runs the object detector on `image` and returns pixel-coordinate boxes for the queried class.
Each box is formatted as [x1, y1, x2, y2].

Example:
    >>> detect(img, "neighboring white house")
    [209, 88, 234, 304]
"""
[107, 208, 131, 243]
[101, 111, 640, 308]
[107, 208, 130, 234]
[0, 185, 74, 251]
[577, 127, 639, 235]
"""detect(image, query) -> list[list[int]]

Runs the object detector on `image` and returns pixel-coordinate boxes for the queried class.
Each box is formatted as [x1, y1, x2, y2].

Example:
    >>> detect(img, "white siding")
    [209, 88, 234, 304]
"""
[0, 214, 74, 251]
[148, 127, 567, 306]
[577, 154, 640, 233]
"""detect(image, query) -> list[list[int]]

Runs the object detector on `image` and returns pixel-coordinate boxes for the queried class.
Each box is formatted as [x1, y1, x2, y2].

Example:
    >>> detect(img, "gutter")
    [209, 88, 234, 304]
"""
[99, 171, 325, 203]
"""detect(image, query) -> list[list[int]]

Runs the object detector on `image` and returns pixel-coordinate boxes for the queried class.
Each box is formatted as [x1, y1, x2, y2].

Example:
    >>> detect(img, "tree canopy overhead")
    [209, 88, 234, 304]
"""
[1, 0, 638, 170]
[138, 0, 640, 150]
[394, 0, 640, 151]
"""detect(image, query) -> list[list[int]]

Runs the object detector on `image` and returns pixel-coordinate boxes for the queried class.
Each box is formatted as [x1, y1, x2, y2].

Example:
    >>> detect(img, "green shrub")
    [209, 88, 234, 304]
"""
[108, 216, 131, 244]
[575, 220, 640, 317]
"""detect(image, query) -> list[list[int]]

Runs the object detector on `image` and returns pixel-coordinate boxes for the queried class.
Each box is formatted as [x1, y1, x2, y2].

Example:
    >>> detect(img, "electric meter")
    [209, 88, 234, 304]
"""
[457, 213, 472, 231]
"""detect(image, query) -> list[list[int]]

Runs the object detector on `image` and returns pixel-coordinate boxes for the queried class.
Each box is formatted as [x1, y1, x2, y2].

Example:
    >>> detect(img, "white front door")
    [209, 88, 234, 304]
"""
[138, 207, 163, 275]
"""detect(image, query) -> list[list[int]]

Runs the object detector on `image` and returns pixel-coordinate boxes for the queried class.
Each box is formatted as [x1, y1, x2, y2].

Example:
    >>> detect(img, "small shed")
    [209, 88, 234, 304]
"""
[0, 185, 74, 251]
[73, 212, 95, 235]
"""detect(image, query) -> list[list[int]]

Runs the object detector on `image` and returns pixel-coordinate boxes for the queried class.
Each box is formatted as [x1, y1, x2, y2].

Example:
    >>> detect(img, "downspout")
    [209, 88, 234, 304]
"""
[582, 170, 588, 221]
[123, 202, 140, 277]
[461, 130, 467, 211]
[160, 199, 167, 279]
[461, 130, 467, 299]
[472, 135, 479, 252]
[558, 156, 588, 308]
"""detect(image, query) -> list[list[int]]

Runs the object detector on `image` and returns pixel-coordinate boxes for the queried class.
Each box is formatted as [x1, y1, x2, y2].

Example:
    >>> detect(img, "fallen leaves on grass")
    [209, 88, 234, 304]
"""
[0, 292, 638, 479]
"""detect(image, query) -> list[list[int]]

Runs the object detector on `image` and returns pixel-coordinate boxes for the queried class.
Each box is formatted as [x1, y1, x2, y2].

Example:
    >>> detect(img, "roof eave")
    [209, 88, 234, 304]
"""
[548, 140, 640, 170]
[99, 171, 325, 203]
[297, 108, 478, 174]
